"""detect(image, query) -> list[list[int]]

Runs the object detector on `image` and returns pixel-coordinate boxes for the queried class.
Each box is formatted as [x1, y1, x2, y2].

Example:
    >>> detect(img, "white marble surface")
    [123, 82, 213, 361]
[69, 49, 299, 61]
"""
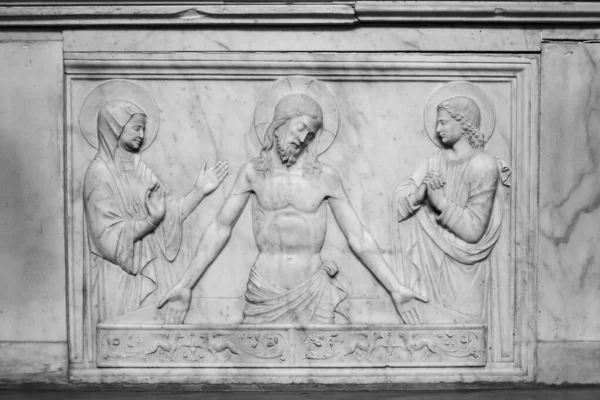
[0, 39, 67, 384]
[0, 41, 66, 343]
[538, 43, 600, 342]
[0, 22, 553, 385]
[0, 3, 357, 27]
[355, 1, 600, 23]
[63, 50, 540, 384]
[63, 27, 540, 53]
[69, 78, 513, 324]
[0, 342, 67, 384]
[6, 2, 600, 27]
[536, 342, 600, 384]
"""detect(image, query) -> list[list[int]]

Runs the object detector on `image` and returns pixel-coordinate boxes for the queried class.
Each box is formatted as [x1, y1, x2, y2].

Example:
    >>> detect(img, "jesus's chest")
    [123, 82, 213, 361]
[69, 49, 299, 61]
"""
[254, 175, 326, 212]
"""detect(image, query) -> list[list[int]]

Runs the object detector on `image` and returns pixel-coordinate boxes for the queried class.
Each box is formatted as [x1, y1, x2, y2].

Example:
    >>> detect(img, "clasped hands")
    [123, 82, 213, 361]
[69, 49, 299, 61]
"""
[413, 172, 448, 213]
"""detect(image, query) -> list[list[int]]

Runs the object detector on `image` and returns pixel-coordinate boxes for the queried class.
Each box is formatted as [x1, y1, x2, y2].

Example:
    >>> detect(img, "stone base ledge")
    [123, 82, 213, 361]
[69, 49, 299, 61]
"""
[536, 341, 600, 384]
[97, 323, 486, 368]
[0, 342, 68, 384]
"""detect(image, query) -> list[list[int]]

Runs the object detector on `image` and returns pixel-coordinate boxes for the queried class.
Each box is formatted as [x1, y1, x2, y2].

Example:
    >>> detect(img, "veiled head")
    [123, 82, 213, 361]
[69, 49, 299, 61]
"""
[97, 100, 146, 158]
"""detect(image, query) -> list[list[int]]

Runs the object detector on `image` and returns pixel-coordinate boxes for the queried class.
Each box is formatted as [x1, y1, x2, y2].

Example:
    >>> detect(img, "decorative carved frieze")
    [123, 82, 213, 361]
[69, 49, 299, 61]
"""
[97, 324, 486, 367]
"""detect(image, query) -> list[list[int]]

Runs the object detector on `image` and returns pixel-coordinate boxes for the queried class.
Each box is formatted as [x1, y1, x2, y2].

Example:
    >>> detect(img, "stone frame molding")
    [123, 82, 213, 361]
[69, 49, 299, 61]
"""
[65, 51, 538, 384]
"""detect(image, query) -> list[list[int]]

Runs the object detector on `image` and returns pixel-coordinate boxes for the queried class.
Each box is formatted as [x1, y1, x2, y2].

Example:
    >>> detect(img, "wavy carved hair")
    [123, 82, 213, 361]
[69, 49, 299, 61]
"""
[253, 93, 323, 175]
[437, 96, 486, 150]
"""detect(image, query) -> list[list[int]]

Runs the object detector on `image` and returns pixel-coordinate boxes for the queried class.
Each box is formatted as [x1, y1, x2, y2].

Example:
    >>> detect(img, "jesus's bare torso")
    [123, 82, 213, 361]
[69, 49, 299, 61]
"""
[250, 167, 330, 290]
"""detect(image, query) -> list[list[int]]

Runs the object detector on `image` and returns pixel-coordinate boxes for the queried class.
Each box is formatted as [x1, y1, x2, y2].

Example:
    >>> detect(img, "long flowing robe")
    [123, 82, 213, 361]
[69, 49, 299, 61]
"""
[242, 261, 347, 326]
[391, 150, 510, 320]
[83, 100, 184, 323]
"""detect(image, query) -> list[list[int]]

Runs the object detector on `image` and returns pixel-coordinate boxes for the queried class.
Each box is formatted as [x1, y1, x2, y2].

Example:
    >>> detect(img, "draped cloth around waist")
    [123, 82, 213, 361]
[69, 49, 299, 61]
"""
[242, 261, 348, 327]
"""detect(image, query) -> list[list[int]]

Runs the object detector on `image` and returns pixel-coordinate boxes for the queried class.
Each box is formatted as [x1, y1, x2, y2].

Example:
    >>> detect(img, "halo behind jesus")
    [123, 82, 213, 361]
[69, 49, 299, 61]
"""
[254, 76, 339, 155]
[424, 81, 496, 148]
[78, 79, 160, 151]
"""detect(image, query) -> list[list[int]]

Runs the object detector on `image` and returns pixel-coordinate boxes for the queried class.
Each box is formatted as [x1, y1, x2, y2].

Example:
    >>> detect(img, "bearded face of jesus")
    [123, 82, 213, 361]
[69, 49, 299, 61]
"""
[253, 93, 325, 174]
[273, 114, 320, 167]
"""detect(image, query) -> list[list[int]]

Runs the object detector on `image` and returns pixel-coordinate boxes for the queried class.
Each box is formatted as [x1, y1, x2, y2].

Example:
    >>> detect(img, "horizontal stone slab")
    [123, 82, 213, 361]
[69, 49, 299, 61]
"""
[3, 2, 600, 26]
[97, 323, 486, 368]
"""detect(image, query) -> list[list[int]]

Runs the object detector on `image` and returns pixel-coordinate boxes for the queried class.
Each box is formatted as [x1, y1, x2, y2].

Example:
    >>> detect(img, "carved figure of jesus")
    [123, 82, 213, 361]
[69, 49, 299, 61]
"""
[159, 93, 427, 326]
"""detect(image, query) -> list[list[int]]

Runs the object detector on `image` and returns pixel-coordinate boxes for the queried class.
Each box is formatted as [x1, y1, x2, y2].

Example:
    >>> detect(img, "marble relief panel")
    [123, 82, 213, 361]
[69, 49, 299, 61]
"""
[65, 53, 536, 381]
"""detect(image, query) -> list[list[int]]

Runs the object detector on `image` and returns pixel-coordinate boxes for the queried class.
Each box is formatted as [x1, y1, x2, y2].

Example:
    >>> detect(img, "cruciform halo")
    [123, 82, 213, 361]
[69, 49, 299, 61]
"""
[423, 81, 496, 148]
[254, 76, 340, 155]
[78, 79, 160, 151]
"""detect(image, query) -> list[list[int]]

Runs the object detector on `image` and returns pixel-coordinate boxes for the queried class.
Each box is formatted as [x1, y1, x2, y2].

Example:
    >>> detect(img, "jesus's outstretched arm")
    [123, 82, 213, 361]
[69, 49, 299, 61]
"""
[323, 164, 428, 325]
[158, 162, 253, 324]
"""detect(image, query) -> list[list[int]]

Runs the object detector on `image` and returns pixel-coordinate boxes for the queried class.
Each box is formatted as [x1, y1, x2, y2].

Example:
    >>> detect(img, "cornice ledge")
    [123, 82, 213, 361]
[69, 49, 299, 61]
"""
[5, 2, 600, 27]
[356, 1, 600, 24]
[0, 3, 357, 27]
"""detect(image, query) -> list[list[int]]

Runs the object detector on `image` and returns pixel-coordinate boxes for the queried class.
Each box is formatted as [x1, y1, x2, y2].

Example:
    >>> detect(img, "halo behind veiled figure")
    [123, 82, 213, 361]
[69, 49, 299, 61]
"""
[254, 76, 340, 155]
[424, 81, 496, 148]
[78, 79, 160, 151]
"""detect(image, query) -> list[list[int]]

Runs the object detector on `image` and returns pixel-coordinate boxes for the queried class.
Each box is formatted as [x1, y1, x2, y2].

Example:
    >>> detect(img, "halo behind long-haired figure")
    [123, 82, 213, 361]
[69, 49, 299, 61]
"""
[423, 81, 495, 149]
[253, 76, 340, 155]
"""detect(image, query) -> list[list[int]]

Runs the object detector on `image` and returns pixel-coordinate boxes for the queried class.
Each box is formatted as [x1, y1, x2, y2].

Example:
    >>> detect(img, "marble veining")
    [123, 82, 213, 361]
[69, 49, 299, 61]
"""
[62, 52, 537, 383]
[538, 43, 600, 342]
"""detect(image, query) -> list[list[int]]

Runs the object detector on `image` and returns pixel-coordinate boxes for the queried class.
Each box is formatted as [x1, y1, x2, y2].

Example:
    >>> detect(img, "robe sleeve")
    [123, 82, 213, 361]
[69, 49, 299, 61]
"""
[84, 176, 139, 275]
[396, 180, 421, 221]
[144, 167, 184, 262]
[436, 156, 500, 244]
[396, 160, 429, 222]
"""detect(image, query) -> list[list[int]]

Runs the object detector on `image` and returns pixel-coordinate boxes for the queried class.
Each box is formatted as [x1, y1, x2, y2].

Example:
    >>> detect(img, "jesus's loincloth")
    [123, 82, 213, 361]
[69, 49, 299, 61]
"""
[242, 261, 348, 326]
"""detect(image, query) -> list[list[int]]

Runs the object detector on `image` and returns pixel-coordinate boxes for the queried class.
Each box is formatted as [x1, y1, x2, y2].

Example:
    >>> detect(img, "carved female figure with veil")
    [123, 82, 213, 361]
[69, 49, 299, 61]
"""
[80, 80, 229, 323]
[391, 81, 511, 321]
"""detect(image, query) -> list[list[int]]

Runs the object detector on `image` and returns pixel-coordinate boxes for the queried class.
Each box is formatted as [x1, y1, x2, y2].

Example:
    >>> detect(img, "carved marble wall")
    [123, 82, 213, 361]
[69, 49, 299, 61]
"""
[1, 1, 600, 387]
[538, 41, 600, 384]
[62, 51, 536, 384]
[0, 36, 67, 383]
